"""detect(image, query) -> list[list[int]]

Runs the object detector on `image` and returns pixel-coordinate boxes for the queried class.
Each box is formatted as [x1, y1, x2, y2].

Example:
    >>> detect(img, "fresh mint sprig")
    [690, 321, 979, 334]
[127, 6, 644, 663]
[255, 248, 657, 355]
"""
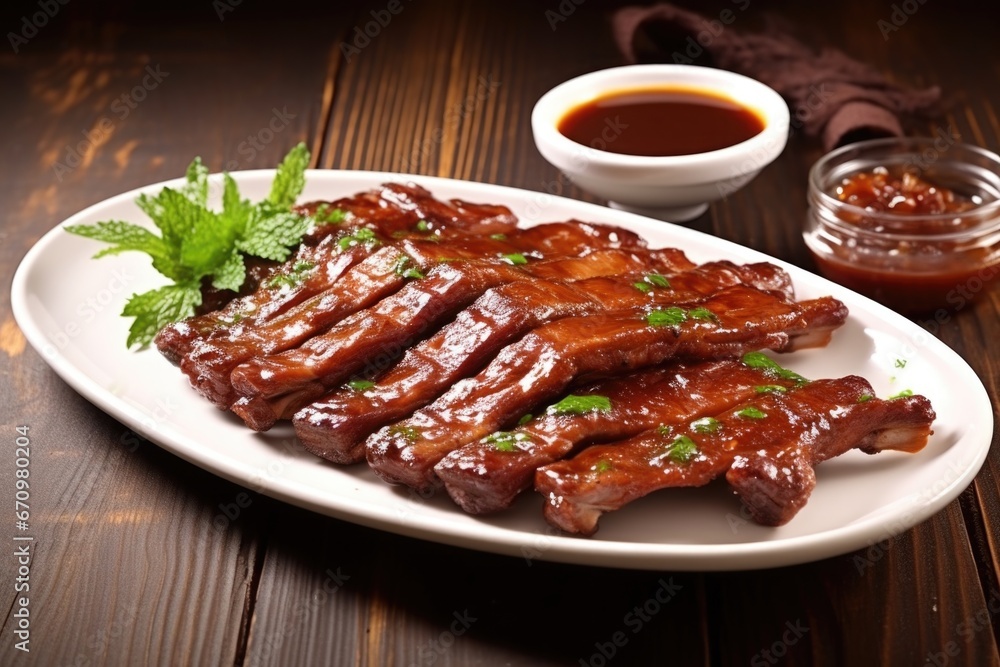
[65, 143, 312, 348]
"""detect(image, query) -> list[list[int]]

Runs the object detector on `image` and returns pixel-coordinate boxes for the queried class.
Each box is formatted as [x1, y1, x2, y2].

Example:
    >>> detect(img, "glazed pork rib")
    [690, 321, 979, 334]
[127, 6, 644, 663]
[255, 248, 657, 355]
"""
[294, 261, 794, 464]
[365, 286, 848, 493]
[155, 182, 521, 363]
[434, 357, 803, 514]
[179, 220, 661, 409]
[230, 245, 696, 430]
[535, 377, 935, 536]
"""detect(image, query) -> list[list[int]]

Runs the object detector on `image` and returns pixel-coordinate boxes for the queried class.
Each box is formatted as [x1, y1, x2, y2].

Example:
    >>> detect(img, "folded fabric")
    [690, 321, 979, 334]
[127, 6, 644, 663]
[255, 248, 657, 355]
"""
[612, 4, 941, 150]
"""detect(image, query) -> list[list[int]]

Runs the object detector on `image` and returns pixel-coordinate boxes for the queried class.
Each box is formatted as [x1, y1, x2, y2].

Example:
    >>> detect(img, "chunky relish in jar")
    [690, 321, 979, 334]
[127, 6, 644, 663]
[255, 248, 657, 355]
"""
[804, 139, 1000, 315]
[835, 167, 976, 217]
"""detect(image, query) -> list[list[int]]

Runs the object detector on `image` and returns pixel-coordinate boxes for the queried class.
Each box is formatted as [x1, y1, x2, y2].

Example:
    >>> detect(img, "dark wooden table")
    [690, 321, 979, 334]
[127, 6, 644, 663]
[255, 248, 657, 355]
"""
[2, 1, 999, 664]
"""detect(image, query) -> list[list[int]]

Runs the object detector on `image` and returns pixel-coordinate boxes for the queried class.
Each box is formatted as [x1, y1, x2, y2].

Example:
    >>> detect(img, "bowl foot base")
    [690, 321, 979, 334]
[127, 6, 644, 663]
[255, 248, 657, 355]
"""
[608, 201, 709, 222]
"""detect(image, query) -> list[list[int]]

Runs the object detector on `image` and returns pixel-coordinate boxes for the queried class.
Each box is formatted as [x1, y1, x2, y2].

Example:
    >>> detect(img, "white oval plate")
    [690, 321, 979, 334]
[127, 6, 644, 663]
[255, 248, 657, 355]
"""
[12, 170, 993, 570]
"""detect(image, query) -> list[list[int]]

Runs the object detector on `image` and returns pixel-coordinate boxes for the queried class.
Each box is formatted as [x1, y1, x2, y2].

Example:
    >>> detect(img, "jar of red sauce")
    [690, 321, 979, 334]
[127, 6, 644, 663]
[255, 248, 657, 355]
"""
[804, 137, 1000, 315]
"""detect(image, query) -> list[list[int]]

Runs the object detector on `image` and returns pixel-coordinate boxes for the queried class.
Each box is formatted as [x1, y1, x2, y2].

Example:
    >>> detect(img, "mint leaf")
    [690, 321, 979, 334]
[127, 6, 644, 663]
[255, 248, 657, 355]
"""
[181, 157, 210, 207]
[157, 190, 235, 275]
[135, 188, 186, 252]
[268, 142, 309, 210]
[212, 250, 246, 292]
[238, 205, 311, 262]
[68, 144, 315, 348]
[121, 283, 202, 348]
[220, 173, 252, 238]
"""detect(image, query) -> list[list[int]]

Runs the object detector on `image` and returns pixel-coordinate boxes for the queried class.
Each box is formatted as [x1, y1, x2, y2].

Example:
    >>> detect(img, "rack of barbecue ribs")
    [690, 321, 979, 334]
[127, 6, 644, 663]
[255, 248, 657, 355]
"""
[154, 183, 936, 536]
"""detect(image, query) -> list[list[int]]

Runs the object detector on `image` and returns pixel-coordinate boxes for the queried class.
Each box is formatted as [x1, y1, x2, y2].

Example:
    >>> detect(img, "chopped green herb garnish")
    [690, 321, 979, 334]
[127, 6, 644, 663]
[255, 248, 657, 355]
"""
[547, 394, 612, 415]
[667, 435, 698, 463]
[502, 252, 528, 265]
[645, 273, 671, 288]
[857, 393, 874, 403]
[484, 431, 531, 452]
[389, 425, 421, 441]
[895, 358, 907, 369]
[754, 384, 788, 394]
[347, 379, 375, 391]
[489, 233, 507, 241]
[735, 406, 768, 419]
[393, 254, 425, 279]
[657, 424, 673, 437]
[593, 459, 613, 473]
[266, 261, 315, 288]
[688, 307, 718, 322]
[633, 281, 652, 294]
[314, 203, 347, 224]
[517, 413, 533, 426]
[889, 389, 914, 400]
[646, 307, 687, 327]
[66, 143, 313, 347]
[415, 219, 430, 232]
[338, 227, 379, 252]
[690, 417, 721, 434]
[741, 352, 808, 385]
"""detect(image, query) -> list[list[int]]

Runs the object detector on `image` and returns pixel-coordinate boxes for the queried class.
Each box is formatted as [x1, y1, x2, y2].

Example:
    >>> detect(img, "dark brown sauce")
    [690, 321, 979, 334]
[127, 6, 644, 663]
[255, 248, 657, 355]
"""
[558, 86, 765, 157]
[812, 167, 999, 314]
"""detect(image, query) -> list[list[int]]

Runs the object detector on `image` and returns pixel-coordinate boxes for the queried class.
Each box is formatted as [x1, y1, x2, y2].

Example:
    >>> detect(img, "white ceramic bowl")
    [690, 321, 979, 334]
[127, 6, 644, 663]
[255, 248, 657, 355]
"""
[531, 64, 790, 222]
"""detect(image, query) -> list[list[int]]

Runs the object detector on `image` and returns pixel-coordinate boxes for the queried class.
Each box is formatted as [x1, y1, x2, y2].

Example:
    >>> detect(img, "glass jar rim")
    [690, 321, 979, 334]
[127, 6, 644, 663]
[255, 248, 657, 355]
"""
[808, 137, 1000, 241]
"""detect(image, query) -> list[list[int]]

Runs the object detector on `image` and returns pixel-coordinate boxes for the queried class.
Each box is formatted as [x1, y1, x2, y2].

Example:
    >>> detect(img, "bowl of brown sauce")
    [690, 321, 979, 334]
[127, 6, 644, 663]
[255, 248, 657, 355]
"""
[531, 64, 790, 221]
[804, 137, 1000, 315]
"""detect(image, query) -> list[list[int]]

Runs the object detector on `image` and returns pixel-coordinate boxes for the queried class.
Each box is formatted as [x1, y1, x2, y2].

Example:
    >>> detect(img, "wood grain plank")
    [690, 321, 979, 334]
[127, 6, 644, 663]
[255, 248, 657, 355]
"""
[0, 6, 339, 664]
[3, 0, 999, 665]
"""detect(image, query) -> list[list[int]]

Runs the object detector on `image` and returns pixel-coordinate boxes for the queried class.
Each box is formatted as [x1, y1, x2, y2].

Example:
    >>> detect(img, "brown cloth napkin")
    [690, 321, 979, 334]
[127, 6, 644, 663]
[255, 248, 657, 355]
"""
[612, 4, 941, 150]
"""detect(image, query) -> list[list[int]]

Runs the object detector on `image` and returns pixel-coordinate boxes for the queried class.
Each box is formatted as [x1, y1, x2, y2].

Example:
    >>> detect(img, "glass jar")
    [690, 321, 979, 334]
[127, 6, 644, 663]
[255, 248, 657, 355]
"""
[804, 137, 1000, 314]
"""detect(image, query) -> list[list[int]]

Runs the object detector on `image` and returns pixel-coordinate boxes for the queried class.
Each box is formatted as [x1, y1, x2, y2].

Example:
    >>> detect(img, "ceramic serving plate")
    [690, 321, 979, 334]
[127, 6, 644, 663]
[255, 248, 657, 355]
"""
[11, 170, 993, 570]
